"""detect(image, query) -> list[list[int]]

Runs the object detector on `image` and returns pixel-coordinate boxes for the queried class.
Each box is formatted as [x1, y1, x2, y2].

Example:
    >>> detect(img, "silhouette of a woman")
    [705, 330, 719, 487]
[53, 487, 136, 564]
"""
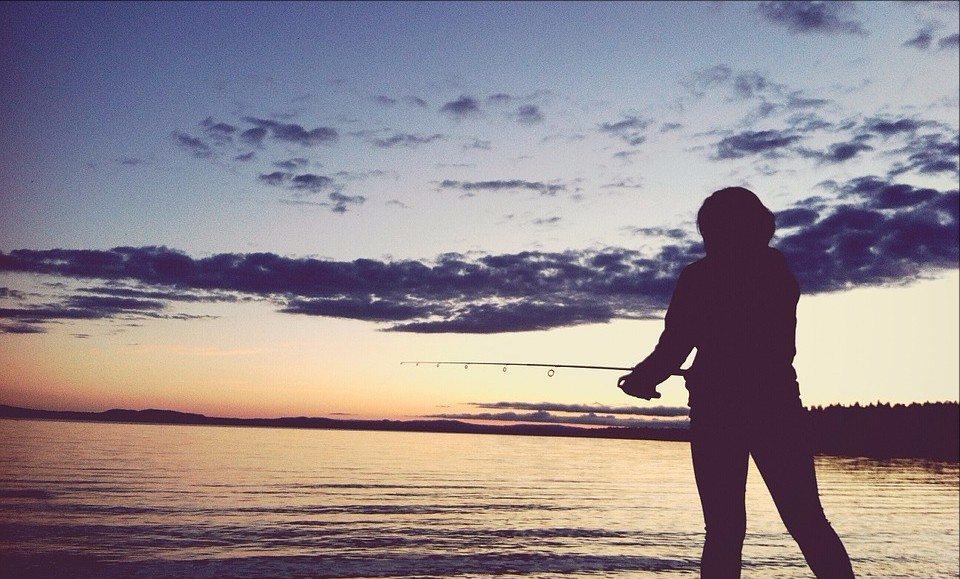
[619, 187, 855, 578]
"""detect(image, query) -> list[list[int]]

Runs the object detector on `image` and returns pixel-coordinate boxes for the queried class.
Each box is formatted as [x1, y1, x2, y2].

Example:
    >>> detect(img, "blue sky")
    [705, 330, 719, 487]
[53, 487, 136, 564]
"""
[0, 1, 957, 423]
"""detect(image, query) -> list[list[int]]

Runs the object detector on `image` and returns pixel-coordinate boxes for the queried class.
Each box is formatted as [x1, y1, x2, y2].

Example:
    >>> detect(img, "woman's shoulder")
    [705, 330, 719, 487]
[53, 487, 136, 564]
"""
[679, 257, 710, 276]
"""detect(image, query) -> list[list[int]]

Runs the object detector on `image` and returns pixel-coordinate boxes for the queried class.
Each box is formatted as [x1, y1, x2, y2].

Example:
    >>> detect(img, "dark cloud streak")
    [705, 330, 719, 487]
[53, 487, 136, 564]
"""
[440, 96, 481, 119]
[242, 117, 338, 147]
[713, 129, 802, 159]
[516, 104, 544, 125]
[372, 133, 444, 148]
[172, 132, 212, 159]
[1, 177, 956, 333]
[439, 179, 565, 196]
[598, 115, 651, 146]
[903, 27, 935, 50]
[426, 408, 690, 428]
[473, 401, 689, 417]
[756, 1, 866, 35]
[939, 33, 960, 50]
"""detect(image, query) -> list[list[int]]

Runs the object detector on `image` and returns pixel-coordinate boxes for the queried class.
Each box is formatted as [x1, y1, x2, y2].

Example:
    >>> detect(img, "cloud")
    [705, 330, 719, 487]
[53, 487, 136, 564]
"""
[426, 402, 690, 428]
[282, 295, 432, 321]
[328, 191, 367, 213]
[277, 191, 365, 213]
[0, 305, 109, 322]
[756, 1, 867, 35]
[259, 171, 336, 193]
[775, 207, 820, 228]
[240, 127, 268, 146]
[291, 173, 336, 193]
[66, 295, 166, 312]
[903, 27, 935, 49]
[713, 129, 802, 159]
[684, 64, 733, 98]
[465, 139, 491, 150]
[438, 179, 565, 196]
[1, 181, 955, 333]
[258, 171, 291, 186]
[779, 178, 958, 293]
[735, 113, 957, 175]
[78, 285, 239, 303]
[486, 93, 512, 105]
[939, 33, 960, 50]
[533, 216, 561, 226]
[625, 227, 689, 240]
[273, 158, 309, 170]
[372, 133, 444, 148]
[732, 71, 774, 99]
[682, 65, 832, 128]
[439, 95, 481, 119]
[515, 104, 544, 125]
[0, 323, 46, 334]
[785, 93, 830, 110]
[473, 401, 689, 417]
[178, 115, 344, 158]
[0, 287, 26, 300]
[838, 176, 940, 209]
[612, 150, 641, 162]
[241, 117, 338, 146]
[333, 169, 392, 181]
[258, 171, 361, 212]
[863, 117, 929, 136]
[785, 112, 833, 133]
[801, 137, 874, 163]
[172, 132, 213, 159]
[888, 131, 960, 177]
[601, 177, 644, 190]
[0, 288, 205, 334]
[0, 245, 692, 333]
[424, 410, 689, 429]
[201, 117, 238, 144]
[684, 66, 795, 104]
[823, 141, 873, 163]
[598, 115, 651, 146]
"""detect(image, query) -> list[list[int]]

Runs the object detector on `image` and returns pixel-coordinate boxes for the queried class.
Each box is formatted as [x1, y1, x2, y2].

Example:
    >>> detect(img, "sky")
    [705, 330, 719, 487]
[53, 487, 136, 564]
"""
[0, 1, 958, 427]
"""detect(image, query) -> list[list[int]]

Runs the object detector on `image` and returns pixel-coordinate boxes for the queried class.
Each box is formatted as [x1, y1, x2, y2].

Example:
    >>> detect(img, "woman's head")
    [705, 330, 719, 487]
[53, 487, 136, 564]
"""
[697, 187, 775, 255]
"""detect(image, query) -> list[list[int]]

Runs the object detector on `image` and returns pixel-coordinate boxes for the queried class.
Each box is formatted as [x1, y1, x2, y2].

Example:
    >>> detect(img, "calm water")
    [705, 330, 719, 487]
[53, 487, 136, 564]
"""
[0, 419, 957, 578]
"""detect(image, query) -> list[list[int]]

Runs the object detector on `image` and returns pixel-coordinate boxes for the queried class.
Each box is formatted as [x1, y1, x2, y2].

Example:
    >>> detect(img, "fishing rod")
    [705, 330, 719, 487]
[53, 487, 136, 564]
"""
[401, 360, 686, 378]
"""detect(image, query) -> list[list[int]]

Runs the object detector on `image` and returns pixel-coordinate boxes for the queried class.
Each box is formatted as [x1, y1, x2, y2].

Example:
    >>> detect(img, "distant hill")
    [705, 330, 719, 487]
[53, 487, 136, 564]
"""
[0, 404, 688, 443]
[1, 401, 957, 461]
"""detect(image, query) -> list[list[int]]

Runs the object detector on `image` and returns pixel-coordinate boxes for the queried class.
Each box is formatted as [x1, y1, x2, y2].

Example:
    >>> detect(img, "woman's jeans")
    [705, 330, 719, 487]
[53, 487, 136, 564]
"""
[690, 400, 855, 578]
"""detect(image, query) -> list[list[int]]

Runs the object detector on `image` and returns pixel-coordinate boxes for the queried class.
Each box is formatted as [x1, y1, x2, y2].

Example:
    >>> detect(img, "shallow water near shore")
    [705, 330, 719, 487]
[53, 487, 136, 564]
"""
[0, 418, 957, 578]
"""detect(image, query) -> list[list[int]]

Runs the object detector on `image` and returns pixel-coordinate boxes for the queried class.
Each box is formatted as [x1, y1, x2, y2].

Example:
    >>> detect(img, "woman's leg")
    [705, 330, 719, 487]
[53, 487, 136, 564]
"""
[691, 414, 751, 579]
[750, 405, 855, 579]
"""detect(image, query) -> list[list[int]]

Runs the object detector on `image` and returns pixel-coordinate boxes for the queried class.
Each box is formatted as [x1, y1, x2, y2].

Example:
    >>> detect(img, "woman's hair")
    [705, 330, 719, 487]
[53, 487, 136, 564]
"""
[697, 187, 776, 253]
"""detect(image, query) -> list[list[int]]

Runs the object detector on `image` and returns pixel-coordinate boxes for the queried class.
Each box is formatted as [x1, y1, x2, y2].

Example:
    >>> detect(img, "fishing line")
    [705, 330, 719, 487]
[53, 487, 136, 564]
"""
[401, 361, 686, 378]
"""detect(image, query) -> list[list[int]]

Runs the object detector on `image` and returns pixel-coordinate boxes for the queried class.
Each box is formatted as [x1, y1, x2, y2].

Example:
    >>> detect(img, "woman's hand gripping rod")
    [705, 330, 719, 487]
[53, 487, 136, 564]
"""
[400, 361, 686, 401]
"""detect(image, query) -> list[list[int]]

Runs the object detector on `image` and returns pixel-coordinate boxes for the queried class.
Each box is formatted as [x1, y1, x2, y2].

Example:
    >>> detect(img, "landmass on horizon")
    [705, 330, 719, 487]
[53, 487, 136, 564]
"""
[1, 401, 956, 462]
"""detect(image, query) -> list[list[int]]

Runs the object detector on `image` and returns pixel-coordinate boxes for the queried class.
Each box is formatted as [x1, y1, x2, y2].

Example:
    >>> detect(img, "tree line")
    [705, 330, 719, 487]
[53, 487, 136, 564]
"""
[804, 401, 958, 461]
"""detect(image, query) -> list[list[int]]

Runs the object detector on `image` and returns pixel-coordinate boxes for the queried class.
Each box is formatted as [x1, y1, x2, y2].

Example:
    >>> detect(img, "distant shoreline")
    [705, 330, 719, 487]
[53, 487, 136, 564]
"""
[0, 404, 690, 442]
[1, 402, 957, 461]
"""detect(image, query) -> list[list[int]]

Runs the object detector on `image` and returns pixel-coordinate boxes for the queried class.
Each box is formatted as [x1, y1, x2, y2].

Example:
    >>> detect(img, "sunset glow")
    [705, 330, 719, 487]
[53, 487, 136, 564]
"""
[1, 1, 957, 423]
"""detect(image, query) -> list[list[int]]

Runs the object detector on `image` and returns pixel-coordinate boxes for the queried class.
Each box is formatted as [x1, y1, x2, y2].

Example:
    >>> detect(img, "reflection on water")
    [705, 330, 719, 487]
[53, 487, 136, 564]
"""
[0, 419, 956, 578]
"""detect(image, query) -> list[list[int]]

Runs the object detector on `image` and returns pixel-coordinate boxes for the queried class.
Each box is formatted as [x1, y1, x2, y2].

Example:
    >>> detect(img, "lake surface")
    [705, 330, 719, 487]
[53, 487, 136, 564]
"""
[0, 419, 957, 578]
